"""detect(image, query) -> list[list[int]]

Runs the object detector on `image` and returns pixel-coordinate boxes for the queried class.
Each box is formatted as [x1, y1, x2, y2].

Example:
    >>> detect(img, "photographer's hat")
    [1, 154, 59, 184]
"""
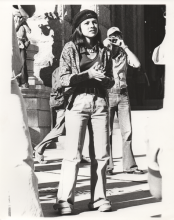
[107, 27, 122, 37]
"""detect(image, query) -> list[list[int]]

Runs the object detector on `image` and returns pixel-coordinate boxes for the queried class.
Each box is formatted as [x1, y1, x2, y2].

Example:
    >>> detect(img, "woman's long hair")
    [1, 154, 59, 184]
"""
[69, 24, 103, 53]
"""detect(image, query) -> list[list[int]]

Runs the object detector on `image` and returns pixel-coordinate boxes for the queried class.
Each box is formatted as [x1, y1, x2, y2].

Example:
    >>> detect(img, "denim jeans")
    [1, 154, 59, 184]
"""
[57, 93, 110, 206]
[107, 90, 137, 172]
[35, 108, 66, 154]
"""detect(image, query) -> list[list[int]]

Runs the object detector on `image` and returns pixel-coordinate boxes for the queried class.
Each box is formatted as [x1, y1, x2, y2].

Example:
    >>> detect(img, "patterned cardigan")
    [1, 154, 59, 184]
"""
[59, 41, 115, 92]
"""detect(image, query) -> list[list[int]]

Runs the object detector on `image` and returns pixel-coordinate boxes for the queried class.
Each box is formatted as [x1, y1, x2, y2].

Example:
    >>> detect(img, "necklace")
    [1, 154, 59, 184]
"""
[86, 45, 98, 53]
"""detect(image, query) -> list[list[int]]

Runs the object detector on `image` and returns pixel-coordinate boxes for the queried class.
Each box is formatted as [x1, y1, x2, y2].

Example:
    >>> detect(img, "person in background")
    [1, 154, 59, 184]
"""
[53, 9, 114, 215]
[146, 110, 174, 219]
[103, 27, 144, 175]
[13, 5, 32, 88]
[148, 10, 174, 219]
[152, 11, 166, 65]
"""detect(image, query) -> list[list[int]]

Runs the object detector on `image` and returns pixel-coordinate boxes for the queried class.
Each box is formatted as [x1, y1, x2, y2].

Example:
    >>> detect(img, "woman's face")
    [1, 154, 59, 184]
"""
[80, 18, 98, 39]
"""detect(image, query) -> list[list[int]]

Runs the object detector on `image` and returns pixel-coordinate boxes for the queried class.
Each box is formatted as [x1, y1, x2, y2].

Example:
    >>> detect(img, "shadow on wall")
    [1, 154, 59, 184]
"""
[39, 6, 62, 87]
[39, 5, 82, 88]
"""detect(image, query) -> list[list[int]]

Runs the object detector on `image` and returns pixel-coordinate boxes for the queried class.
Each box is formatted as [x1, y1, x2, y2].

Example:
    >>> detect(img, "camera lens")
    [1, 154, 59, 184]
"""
[110, 38, 117, 43]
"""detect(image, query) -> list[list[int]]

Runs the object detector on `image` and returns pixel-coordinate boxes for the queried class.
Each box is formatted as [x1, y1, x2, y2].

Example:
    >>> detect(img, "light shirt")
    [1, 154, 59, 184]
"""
[112, 53, 128, 89]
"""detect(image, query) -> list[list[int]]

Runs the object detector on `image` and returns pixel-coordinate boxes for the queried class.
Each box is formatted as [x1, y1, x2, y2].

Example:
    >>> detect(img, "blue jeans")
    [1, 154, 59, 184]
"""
[108, 90, 137, 172]
[57, 93, 110, 206]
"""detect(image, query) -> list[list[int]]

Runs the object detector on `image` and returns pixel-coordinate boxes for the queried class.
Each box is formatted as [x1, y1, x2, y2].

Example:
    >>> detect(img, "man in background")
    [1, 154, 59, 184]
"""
[103, 27, 144, 175]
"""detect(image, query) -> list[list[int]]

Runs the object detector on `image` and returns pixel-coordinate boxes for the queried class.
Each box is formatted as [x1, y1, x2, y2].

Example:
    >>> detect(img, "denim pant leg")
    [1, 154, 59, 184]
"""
[89, 96, 110, 202]
[57, 108, 89, 205]
[107, 105, 116, 171]
[35, 109, 65, 154]
[118, 93, 137, 171]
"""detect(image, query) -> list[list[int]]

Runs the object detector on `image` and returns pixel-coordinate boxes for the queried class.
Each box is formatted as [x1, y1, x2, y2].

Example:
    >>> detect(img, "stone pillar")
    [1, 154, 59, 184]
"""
[26, 44, 39, 86]
[21, 43, 52, 147]
[21, 85, 51, 147]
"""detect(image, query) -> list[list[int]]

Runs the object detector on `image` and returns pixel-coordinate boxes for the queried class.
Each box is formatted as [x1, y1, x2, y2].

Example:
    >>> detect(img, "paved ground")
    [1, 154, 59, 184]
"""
[34, 111, 162, 219]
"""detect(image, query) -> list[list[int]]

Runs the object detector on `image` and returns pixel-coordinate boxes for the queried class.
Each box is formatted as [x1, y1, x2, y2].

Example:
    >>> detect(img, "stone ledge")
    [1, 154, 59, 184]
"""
[27, 44, 39, 53]
[24, 97, 50, 111]
[21, 87, 51, 99]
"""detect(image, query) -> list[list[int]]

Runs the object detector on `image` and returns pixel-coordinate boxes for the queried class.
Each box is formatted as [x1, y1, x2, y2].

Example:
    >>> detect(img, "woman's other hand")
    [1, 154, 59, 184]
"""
[88, 62, 106, 81]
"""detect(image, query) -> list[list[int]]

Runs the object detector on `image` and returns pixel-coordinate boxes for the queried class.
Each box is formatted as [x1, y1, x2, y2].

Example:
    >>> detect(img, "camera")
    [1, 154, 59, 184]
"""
[109, 37, 117, 44]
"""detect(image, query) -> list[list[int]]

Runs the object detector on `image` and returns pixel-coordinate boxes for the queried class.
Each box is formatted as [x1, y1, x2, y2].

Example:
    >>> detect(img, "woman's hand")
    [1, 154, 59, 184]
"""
[103, 38, 112, 51]
[88, 62, 106, 81]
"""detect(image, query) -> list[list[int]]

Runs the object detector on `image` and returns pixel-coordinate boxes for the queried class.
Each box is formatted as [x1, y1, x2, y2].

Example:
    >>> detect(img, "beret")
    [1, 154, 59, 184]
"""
[72, 9, 98, 33]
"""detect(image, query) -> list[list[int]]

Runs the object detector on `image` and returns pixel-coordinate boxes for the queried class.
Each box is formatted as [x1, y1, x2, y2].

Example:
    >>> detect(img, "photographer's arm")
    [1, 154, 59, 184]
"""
[124, 47, 140, 68]
[118, 40, 140, 68]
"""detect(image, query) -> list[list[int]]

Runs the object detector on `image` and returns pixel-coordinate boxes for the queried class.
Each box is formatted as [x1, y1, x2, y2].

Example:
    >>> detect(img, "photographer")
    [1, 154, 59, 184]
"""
[103, 27, 144, 175]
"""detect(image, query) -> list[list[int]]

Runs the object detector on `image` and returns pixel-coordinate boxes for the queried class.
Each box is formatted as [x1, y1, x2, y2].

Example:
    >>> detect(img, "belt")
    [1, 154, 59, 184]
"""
[108, 87, 127, 94]
[75, 87, 105, 96]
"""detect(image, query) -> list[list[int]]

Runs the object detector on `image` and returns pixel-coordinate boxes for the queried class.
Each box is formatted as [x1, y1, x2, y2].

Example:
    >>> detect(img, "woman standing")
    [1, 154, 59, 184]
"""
[53, 9, 114, 215]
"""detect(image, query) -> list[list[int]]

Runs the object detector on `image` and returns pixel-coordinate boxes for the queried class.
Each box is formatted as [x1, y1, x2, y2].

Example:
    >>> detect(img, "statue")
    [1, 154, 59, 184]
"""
[13, 5, 32, 88]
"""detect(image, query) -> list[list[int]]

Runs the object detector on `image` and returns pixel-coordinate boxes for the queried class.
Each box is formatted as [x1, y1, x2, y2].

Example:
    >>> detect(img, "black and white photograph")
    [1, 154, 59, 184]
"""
[0, 1, 174, 219]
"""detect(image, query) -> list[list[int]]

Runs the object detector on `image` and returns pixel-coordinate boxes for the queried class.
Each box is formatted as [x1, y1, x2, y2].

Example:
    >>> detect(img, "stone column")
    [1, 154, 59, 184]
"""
[21, 43, 52, 147]
[21, 85, 51, 147]
[26, 44, 39, 86]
